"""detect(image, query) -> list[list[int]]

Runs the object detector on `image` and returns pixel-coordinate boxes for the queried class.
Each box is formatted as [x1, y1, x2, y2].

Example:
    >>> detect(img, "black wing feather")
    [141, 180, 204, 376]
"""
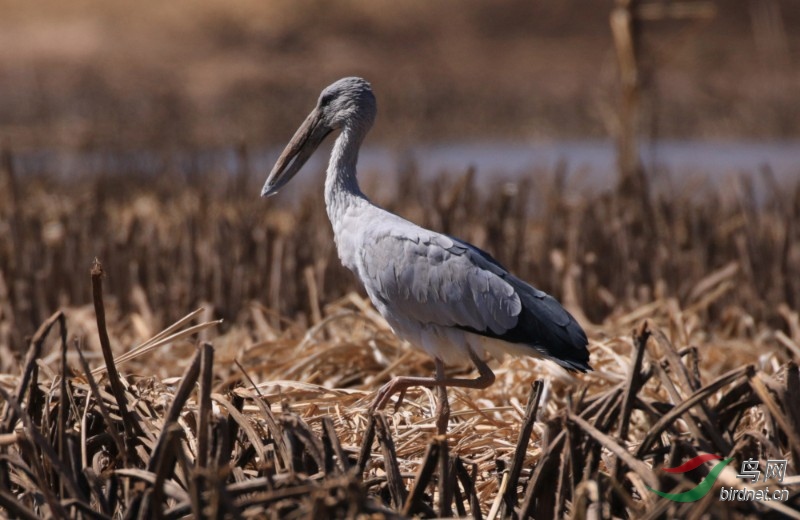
[447, 237, 591, 372]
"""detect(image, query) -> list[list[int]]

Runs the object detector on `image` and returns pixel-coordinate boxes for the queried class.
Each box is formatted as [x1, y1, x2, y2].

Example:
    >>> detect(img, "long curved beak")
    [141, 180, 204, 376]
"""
[261, 107, 331, 197]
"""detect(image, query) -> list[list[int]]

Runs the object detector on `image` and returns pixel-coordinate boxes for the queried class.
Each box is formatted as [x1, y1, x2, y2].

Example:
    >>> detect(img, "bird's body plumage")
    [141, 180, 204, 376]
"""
[262, 77, 590, 429]
[336, 199, 589, 370]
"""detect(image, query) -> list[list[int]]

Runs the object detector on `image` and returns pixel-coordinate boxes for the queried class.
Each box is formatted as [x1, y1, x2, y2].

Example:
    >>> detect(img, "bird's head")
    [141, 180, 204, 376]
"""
[261, 77, 376, 197]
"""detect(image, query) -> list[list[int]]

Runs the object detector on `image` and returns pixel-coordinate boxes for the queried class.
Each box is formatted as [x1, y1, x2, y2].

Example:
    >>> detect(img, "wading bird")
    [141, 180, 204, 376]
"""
[262, 77, 590, 434]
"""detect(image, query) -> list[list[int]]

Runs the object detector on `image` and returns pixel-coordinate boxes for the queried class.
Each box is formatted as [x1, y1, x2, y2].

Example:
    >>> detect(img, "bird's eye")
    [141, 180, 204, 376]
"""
[320, 94, 334, 107]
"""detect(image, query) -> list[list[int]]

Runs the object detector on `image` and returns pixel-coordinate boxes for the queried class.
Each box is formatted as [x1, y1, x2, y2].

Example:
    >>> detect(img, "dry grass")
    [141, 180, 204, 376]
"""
[0, 154, 799, 517]
[0, 277, 798, 517]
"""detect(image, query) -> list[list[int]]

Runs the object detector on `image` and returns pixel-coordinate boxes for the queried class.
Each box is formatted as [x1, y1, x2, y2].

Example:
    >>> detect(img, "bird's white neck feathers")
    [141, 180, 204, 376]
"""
[324, 123, 371, 271]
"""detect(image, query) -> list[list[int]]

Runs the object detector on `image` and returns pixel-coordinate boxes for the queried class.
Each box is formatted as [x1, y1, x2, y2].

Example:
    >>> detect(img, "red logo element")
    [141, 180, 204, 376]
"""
[662, 454, 723, 474]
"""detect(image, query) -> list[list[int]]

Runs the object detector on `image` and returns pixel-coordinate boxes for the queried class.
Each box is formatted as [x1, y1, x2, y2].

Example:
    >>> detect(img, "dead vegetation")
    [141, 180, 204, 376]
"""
[1, 152, 798, 349]
[0, 157, 799, 517]
[0, 268, 798, 518]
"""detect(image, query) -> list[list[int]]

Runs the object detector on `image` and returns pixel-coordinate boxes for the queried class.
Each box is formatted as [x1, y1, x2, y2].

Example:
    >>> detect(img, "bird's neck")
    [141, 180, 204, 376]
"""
[324, 124, 368, 224]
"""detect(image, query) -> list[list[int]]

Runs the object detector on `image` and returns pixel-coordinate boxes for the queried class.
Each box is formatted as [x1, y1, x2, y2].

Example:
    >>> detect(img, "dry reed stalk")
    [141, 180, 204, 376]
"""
[610, 321, 650, 490]
[402, 438, 441, 516]
[74, 339, 126, 479]
[374, 411, 407, 509]
[91, 259, 140, 452]
[502, 379, 543, 516]
[0, 310, 64, 433]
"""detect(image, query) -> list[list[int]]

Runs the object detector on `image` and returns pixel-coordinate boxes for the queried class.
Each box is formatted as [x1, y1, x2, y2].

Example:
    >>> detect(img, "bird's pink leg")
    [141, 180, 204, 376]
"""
[435, 358, 450, 435]
[369, 349, 496, 433]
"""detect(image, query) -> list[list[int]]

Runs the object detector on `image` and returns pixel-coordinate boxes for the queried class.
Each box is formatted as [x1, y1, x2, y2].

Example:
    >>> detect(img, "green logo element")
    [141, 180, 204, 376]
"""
[647, 456, 734, 502]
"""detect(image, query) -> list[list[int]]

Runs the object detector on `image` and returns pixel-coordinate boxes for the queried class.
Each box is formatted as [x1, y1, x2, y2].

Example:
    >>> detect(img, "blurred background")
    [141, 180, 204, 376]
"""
[1, 0, 798, 147]
[0, 0, 798, 350]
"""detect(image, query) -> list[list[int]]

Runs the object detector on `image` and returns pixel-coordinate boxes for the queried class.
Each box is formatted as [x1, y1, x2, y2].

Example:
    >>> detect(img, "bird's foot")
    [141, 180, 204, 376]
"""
[369, 379, 402, 413]
[370, 375, 451, 435]
[393, 388, 407, 412]
[369, 376, 433, 414]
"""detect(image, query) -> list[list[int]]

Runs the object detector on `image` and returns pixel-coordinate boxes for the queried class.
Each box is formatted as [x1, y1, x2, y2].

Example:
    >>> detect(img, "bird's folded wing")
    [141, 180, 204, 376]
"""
[359, 226, 591, 372]
[360, 229, 522, 335]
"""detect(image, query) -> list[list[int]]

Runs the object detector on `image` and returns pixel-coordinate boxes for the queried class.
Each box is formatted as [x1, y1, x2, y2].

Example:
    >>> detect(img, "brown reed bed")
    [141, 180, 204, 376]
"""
[0, 157, 799, 517]
[0, 151, 798, 349]
[0, 262, 798, 518]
